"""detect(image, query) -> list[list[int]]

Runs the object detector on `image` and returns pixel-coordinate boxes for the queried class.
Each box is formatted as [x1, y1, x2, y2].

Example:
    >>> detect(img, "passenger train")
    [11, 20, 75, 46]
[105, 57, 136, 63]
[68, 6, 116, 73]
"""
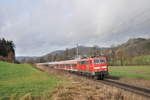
[37, 57, 108, 80]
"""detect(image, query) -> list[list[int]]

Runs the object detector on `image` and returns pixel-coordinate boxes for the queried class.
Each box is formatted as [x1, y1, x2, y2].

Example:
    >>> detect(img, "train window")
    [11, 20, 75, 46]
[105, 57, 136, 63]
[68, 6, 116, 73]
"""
[94, 59, 106, 64]
[80, 61, 88, 64]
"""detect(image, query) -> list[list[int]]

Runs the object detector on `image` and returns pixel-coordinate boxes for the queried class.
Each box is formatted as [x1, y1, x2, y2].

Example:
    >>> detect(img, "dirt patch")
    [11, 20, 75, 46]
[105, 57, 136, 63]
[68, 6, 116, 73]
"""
[35, 65, 149, 100]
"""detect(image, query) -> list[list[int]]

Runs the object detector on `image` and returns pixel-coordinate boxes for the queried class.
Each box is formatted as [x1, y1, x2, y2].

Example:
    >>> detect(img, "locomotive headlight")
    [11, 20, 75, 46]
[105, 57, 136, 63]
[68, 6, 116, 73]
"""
[101, 66, 107, 68]
[94, 67, 100, 69]
[94, 66, 107, 69]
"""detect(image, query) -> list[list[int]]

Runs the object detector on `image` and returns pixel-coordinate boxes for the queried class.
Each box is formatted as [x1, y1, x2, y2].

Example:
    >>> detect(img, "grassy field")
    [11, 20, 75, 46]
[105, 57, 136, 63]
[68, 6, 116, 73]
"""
[0, 61, 63, 99]
[109, 66, 150, 79]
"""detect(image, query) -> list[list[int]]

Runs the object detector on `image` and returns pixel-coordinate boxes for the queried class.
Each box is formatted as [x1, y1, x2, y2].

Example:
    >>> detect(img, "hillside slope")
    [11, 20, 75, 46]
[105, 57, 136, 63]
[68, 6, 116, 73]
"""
[115, 38, 150, 56]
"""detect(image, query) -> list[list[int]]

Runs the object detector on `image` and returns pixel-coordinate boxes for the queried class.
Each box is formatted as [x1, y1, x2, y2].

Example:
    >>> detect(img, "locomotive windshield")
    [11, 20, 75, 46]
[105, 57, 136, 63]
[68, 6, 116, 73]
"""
[79, 61, 88, 64]
[94, 59, 106, 64]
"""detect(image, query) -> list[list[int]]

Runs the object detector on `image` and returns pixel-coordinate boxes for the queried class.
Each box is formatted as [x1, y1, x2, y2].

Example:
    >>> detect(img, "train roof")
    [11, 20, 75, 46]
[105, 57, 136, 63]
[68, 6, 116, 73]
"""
[37, 59, 78, 65]
[37, 56, 107, 65]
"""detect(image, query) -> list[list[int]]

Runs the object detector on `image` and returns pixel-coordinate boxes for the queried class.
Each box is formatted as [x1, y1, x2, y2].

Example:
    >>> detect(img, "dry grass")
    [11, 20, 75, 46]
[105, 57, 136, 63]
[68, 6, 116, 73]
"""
[50, 78, 149, 100]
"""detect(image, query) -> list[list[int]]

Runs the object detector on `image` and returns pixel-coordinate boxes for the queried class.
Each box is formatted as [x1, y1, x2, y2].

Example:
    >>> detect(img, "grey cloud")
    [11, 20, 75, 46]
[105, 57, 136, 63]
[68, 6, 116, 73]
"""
[0, 0, 150, 56]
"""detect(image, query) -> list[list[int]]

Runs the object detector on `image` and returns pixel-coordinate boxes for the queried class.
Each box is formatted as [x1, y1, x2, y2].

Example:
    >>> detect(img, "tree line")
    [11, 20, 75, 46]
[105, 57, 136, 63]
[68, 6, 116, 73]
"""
[0, 38, 15, 62]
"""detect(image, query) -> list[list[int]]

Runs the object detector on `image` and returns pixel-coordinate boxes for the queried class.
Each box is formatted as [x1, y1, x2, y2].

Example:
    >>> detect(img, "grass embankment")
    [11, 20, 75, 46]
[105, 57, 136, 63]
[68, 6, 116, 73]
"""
[109, 66, 150, 79]
[0, 62, 62, 99]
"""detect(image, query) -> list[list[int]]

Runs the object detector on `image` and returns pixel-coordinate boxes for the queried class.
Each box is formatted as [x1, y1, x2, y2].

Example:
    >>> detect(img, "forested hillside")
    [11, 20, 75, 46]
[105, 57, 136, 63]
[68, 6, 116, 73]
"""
[105, 38, 150, 65]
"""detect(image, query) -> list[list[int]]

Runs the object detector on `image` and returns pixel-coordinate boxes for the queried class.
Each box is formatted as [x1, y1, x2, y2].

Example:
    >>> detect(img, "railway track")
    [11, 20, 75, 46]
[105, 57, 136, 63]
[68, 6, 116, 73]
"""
[99, 79, 150, 99]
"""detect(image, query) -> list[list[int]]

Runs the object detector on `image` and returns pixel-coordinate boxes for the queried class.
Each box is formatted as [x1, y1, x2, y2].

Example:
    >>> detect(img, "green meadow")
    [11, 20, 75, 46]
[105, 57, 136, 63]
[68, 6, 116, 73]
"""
[109, 66, 150, 79]
[0, 62, 62, 99]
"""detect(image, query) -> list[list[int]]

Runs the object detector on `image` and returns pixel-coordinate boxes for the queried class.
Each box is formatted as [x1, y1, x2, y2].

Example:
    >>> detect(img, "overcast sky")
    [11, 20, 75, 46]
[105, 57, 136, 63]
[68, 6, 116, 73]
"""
[0, 0, 150, 56]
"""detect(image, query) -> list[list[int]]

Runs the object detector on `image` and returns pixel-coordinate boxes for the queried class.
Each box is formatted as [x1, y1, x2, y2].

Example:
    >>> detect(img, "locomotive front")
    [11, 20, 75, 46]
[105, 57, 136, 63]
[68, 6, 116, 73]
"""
[91, 57, 108, 80]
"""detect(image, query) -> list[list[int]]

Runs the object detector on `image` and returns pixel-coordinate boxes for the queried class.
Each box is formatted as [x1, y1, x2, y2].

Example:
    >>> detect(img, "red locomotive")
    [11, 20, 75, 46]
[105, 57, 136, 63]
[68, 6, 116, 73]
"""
[38, 57, 108, 80]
